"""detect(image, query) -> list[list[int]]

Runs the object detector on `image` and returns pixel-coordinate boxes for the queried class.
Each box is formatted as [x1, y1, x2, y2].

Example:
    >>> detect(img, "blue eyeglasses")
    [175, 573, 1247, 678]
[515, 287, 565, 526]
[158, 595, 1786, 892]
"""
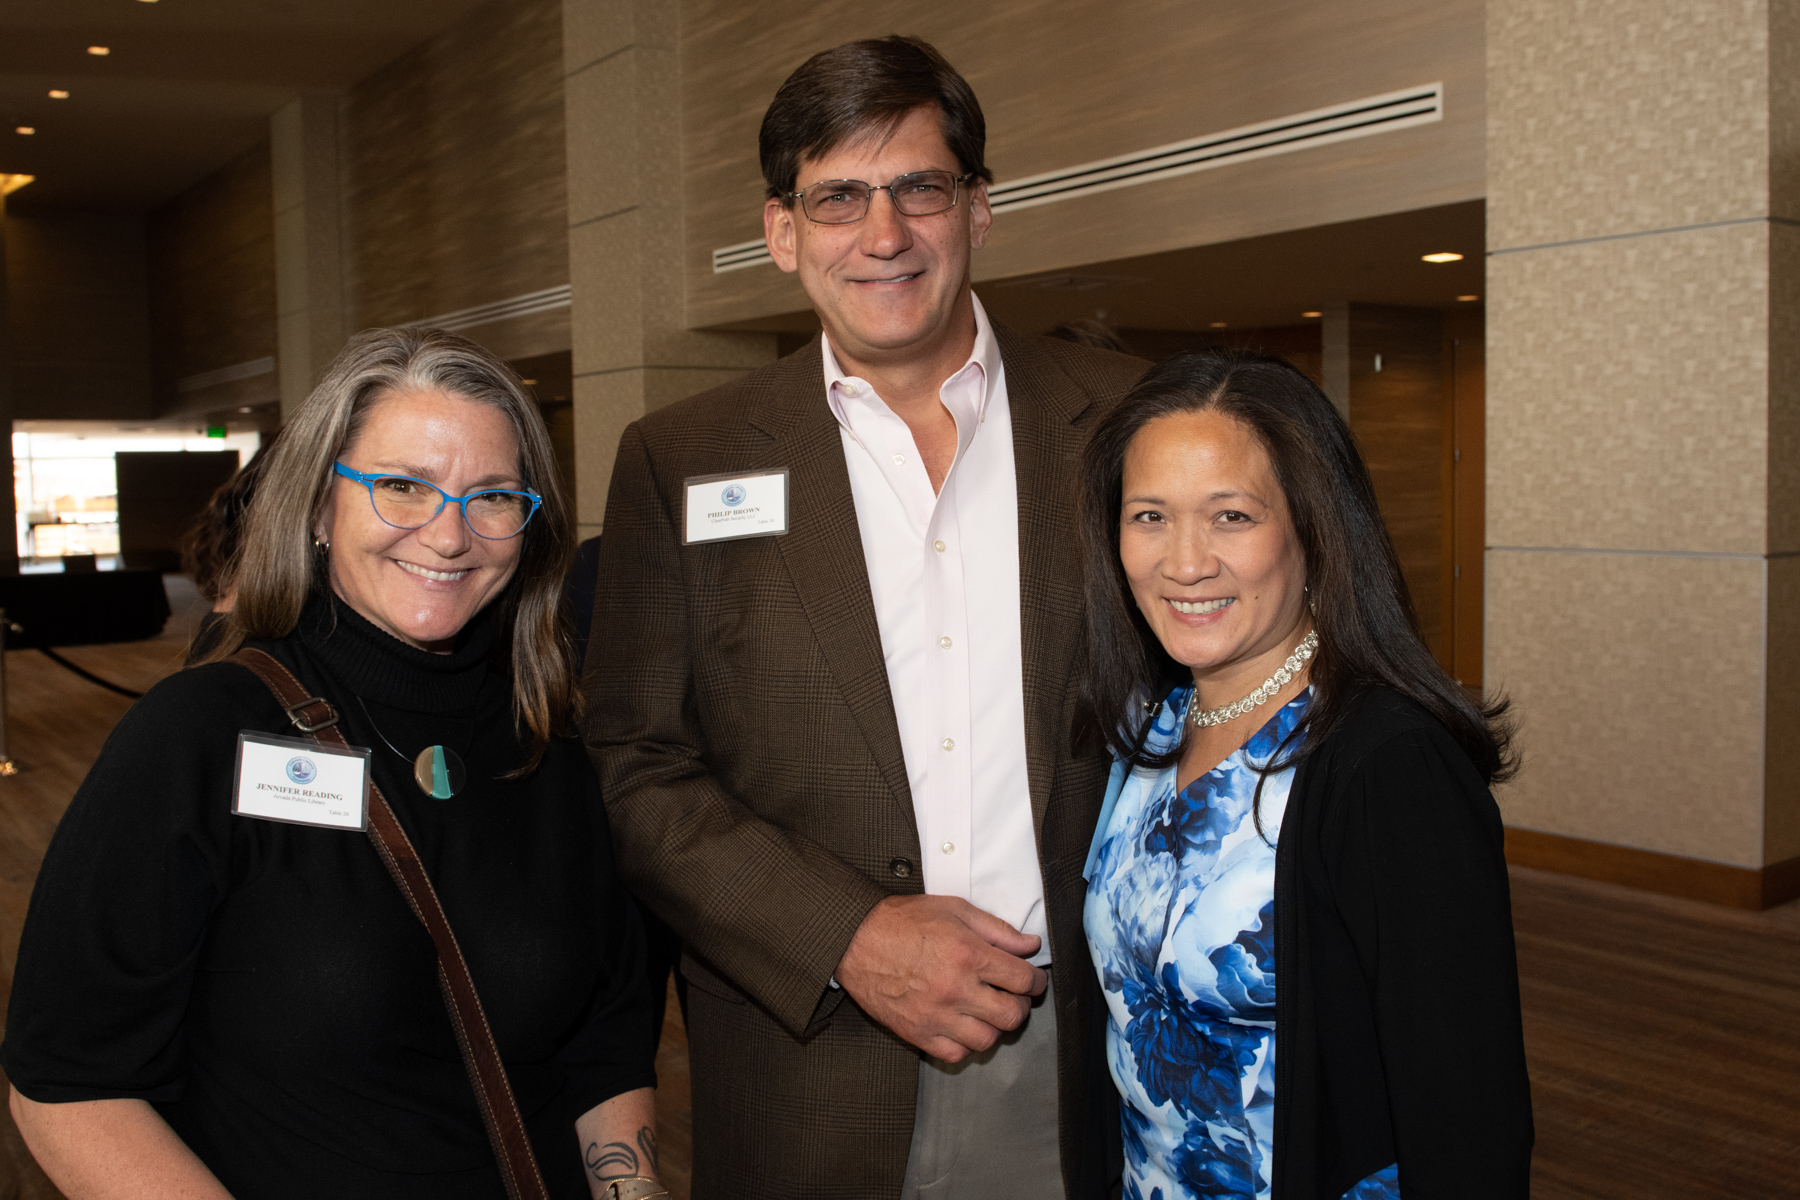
[332, 462, 541, 540]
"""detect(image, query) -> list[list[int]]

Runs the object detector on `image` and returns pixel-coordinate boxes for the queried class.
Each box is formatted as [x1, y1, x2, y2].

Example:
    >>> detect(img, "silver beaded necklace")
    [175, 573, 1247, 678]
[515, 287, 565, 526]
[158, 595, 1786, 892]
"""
[1186, 629, 1320, 729]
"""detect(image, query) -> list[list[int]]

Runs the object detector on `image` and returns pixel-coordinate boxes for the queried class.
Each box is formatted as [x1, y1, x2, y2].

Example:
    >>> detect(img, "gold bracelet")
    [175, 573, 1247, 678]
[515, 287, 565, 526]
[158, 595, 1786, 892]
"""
[603, 1177, 670, 1200]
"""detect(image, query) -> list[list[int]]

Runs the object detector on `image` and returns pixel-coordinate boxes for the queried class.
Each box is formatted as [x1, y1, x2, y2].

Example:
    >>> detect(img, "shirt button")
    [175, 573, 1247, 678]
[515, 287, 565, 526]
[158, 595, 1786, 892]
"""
[938, 636, 952, 649]
[941, 841, 955, 855]
[889, 857, 912, 878]
[941, 738, 954, 752]
[892, 453, 905, 466]
[843, 384, 860, 397]
[933, 540, 946, 553]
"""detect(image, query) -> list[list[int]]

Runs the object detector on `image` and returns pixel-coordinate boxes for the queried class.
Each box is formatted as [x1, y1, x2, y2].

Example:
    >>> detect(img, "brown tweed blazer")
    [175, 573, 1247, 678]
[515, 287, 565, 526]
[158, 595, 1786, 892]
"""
[583, 325, 1148, 1200]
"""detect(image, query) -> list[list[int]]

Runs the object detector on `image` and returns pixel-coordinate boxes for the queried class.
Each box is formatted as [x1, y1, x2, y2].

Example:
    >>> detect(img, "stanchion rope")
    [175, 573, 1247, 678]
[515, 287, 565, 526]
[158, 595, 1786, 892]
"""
[4, 621, 146, 700]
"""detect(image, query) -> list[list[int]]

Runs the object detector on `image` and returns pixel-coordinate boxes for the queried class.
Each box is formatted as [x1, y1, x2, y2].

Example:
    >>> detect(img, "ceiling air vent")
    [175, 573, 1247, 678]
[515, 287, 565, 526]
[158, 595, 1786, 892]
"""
[713, 239, 777, 274]
[712, 83, 1442, 274]
[409, 284, 572, 332]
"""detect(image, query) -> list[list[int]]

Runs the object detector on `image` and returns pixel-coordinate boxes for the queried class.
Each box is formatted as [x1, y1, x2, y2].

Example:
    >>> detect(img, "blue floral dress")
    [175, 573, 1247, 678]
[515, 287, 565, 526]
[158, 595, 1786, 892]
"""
[1083, 687, 1399, 1200]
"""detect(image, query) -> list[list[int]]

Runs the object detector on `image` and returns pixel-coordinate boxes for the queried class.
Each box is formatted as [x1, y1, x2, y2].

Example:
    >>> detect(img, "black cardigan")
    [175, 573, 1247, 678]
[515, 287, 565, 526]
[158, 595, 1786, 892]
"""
[1268, 686, 1533, 1197]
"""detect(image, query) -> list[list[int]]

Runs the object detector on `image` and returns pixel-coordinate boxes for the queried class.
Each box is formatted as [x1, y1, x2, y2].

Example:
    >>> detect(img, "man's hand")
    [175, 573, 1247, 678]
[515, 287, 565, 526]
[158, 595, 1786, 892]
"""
[834, 894, 1047, 1063]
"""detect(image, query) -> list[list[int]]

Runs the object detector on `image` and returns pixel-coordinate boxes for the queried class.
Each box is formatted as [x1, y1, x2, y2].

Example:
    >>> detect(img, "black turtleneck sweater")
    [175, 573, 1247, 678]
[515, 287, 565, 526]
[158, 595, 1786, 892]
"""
[2, 596, 657, 1199]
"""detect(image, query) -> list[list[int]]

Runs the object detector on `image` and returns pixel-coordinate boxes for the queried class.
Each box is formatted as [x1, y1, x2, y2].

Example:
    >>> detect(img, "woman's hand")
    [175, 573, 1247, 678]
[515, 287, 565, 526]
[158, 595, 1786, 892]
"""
[575, 1087, 660, 1199]
[9, 1087, 233, 1199]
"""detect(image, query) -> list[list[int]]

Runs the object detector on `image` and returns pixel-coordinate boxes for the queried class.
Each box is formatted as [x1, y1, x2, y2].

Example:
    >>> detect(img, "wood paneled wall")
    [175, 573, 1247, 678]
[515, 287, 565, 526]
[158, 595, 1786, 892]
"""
[680, 0, 1484, 328]
[1347, 303, 1449, 662]
[5, 211, 155, 421]
[145, 141, 278, 415]
[340, 0, 569, 358]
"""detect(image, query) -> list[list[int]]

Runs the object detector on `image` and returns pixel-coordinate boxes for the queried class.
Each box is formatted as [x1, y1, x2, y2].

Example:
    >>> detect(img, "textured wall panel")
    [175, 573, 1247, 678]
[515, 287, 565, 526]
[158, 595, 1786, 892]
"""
[145, 141, 278, 407]
[1488, 0, 1772, 250]
[1487, 221, 1771, 554]
[7, 212, 155, 421]
[340, 0, 569, 333]
[1486, 547, 1766, 867]
[682, 0, 1485, 328]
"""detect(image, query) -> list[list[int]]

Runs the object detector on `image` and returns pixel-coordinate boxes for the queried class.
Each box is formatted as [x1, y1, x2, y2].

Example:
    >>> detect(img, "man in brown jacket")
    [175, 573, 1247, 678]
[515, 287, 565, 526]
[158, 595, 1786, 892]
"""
[584, 35, 1146, 1200]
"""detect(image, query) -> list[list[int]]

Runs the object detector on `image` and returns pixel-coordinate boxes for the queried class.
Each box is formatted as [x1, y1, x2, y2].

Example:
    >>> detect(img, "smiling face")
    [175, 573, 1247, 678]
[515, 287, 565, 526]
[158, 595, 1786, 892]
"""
[1119, 408, 1311, 695]
[320, 387, 525, 652]
[763, 104, 991, 370]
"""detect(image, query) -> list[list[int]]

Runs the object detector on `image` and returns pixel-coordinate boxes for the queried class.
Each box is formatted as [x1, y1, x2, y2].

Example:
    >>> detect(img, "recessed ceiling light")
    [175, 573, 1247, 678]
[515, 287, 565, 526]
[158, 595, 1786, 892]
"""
[1456, 294, 1480, 302]
[1422, 252, 1464, 263]
[1301, 310, 1322, 318]
[15, 126, 35, 136]
[48, 89, 70, 100]
[87, 45, 110, 56]
[1209, 321, 1228, 329]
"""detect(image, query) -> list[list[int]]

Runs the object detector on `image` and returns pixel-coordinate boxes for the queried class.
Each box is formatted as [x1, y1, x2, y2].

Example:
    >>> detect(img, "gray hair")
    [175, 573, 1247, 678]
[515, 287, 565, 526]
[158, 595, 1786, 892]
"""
[201, 326, 579, 767]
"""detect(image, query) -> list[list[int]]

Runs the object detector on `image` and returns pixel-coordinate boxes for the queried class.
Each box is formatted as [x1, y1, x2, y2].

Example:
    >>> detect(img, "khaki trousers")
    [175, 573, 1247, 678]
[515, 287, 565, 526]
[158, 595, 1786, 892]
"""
[899, 969, 1065, 1200]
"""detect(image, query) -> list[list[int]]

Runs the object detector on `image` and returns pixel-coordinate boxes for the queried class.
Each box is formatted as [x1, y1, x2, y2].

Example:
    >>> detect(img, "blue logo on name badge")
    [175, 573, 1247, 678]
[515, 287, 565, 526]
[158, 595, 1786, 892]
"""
[286, 756, 318, 785]
[721, 483, 747, 507]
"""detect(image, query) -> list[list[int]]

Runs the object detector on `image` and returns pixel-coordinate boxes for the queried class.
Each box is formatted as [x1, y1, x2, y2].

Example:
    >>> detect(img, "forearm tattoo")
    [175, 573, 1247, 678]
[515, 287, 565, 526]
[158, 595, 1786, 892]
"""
[584, 1125, 657, 1182]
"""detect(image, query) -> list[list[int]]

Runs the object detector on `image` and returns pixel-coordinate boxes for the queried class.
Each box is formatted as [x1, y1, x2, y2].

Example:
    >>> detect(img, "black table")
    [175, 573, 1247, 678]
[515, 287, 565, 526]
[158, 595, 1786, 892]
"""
[0, 570, 172, 647]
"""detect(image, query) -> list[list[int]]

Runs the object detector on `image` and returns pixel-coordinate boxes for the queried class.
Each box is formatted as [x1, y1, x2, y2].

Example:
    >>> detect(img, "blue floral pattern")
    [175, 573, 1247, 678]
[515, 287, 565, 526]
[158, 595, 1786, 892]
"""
[1083, 688, 1398, 1200]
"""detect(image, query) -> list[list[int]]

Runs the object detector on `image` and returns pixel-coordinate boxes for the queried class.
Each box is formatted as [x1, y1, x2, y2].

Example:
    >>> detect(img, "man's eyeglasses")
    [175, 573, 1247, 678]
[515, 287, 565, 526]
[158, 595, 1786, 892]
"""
[786, 170, 975, 225]
[332, 462, 541, 540]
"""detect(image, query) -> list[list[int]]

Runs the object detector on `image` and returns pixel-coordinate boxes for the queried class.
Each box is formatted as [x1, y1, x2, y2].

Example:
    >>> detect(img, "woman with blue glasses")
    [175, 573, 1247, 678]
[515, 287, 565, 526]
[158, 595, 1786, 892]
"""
[4, 327, 665, 1200]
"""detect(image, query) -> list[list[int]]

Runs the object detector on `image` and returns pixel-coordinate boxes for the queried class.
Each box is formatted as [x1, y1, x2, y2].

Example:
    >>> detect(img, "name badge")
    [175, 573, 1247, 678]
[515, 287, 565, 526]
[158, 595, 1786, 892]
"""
[683, 469, 789, 544]
[233, 732, 370, 831]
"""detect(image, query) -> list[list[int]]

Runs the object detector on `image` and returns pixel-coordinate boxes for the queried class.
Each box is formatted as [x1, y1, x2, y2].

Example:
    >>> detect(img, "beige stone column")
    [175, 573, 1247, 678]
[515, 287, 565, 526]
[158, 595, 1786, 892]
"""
[271, 95, 347, 420]
[561, 0, 775, 539]
[1486, 0, 1800, 905]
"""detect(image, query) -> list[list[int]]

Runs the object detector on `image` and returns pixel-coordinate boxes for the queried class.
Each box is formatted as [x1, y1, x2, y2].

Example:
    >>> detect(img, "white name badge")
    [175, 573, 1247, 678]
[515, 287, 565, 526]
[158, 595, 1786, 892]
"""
[232, 732, 370, 831]
[684, 469, 789, 544]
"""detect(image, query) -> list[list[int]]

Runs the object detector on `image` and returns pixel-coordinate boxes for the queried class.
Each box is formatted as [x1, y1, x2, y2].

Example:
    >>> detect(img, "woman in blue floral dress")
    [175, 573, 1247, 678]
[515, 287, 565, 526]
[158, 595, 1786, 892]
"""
[1073, 353, 1532, 1199]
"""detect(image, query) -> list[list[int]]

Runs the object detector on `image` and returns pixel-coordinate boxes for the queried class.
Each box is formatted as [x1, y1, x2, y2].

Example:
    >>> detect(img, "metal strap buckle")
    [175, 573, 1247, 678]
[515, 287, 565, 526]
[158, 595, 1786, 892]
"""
[285, 696, 339, 733]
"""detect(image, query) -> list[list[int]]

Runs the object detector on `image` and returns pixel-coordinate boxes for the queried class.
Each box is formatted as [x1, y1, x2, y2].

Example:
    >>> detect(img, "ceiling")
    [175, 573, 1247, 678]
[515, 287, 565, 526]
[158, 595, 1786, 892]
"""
[0, 0, 491, 214]
[979, 200, 1486, 333]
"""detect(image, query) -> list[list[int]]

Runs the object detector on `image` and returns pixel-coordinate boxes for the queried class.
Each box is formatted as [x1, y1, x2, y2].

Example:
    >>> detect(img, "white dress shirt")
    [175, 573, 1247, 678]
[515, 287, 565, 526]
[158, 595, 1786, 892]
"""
[823, 294, 1049, 965]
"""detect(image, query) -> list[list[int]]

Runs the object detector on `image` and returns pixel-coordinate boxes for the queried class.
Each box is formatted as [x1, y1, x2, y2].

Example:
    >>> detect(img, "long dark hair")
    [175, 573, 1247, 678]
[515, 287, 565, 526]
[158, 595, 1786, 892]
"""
[1074, 351, 1514, 783]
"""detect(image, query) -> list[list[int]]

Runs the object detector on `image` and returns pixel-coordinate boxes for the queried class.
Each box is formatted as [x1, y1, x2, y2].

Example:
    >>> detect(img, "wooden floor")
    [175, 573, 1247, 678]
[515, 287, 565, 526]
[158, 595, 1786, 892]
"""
[1512, 865, 1800, 1197]
[0, 579, 1793, 1198]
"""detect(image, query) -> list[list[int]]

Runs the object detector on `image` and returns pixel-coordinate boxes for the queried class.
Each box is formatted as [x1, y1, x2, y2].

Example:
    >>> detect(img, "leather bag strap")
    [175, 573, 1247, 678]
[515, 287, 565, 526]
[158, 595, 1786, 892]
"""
[231, 648, 550, 1200]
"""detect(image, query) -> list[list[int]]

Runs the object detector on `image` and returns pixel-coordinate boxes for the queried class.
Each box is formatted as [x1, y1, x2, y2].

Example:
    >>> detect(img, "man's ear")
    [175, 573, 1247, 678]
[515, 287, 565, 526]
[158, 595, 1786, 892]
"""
[764, 198, 800, 273]
[967, 179, 993, 252]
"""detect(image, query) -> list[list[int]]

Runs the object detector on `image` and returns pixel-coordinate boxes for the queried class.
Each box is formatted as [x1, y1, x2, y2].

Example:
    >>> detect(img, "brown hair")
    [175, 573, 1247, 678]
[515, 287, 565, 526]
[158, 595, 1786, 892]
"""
[760, 35, 993, 201]
[199, 327, 579, 770]
[179, 426, 282, 604]
[1074, 351, 1514, 784]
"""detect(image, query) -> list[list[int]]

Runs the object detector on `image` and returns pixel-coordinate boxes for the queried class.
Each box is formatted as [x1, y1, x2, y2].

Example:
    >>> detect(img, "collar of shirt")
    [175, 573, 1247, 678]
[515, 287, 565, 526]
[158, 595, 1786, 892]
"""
[820, 291, 1001, 463]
